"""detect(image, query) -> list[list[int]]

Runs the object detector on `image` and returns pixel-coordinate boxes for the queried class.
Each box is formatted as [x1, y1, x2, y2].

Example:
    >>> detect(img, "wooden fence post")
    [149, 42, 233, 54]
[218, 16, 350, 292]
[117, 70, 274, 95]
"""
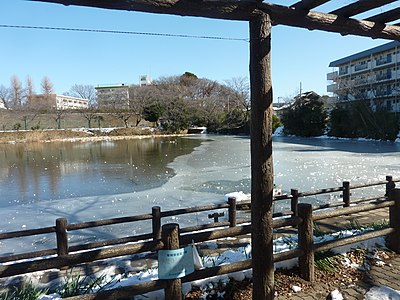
[386, 176, 395, 197]
[342, 181, 350, 207]
[298, 203, 314, 282]
[56, 218, 68, 256]
[162, 223, 182, 300]
[291, 189, 299, 216]
[389, 189, 400, 253]
[228, 197, 237, 227]
[152, 206, 161, 240]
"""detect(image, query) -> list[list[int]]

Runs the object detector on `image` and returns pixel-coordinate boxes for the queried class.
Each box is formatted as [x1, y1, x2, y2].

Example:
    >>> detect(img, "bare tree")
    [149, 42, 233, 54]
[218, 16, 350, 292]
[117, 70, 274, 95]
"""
[25, 76, 35, 96]
[68, 84, 96, 106]
[21, 76, 38, 129]
[10, 75, 23, 108]
[80, 109, 98, 128]
[54, 109, 64, 129]
[225, 77, 250, 112]
[23, 75, 35, 106]
[41, 76, 54, 95]
[128, 85, 160, 126]
[111, 109, 136, 128]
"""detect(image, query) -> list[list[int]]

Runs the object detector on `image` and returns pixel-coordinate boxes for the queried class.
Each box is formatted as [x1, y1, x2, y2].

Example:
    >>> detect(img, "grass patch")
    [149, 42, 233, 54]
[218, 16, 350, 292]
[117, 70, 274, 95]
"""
[314, 251, 344, 273]
[56, 271, 119, 297]
[0, 282, 48, 300]
[346, 219, 389, 231]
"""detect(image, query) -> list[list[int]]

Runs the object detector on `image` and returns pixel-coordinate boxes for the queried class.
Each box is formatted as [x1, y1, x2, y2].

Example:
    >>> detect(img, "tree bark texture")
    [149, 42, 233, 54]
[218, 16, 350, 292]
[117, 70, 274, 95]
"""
[389, 189, 400, 253]
[298, 203, 314, 282]
[29, 0, 400, 40]
[249, 12, 274, 300]
[161, 223, 182, 300]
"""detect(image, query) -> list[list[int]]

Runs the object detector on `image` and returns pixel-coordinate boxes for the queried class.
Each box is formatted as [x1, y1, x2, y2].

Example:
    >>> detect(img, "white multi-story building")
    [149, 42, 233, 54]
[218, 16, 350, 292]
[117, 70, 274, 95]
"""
[139, 75, 152, 86]
[29, 94, 89, 110]
[327, 41, 400, 112]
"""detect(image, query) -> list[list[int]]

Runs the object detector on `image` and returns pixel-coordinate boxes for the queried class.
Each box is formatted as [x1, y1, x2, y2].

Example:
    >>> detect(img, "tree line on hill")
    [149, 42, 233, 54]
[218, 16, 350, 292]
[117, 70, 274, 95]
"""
[2, 74, 397, 139]
[279, 91, 400, 141]
[0, 72, 250, 133]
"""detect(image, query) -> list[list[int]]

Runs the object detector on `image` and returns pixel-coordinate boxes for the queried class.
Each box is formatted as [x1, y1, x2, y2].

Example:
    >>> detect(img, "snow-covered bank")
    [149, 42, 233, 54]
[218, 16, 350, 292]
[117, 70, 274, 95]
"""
[1, 226, 396, 299]
[273, 125, 400, 143]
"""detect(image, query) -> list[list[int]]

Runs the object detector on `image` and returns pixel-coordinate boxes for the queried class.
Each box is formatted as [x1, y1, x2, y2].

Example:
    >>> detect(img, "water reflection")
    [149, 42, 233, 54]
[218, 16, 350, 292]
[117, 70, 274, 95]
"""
[0, 137, 202, 207]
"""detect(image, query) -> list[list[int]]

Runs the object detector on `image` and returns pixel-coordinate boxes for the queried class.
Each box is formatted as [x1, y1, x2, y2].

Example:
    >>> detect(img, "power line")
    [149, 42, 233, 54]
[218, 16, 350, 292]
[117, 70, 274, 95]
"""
[0, 24, 249, 42]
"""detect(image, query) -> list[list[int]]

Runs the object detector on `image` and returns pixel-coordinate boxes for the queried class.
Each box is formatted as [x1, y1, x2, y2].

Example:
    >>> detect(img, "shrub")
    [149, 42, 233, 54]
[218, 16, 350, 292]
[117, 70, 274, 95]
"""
[328, 101, 400, 141]
[281, 92, 327, 137]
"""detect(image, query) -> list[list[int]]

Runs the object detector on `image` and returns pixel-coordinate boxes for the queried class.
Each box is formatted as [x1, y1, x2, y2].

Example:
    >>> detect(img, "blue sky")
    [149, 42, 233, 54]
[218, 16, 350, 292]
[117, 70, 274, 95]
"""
[0, 0, 394, 101]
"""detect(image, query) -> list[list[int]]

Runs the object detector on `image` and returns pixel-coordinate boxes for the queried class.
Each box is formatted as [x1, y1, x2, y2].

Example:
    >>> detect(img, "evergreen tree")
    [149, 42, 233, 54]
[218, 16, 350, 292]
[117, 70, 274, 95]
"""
[281, 92, 327, 137]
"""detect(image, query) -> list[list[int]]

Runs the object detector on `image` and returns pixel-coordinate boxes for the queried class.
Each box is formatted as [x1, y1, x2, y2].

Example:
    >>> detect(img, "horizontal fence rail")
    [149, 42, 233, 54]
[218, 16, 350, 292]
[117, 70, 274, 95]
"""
[0, 176, 399, 300]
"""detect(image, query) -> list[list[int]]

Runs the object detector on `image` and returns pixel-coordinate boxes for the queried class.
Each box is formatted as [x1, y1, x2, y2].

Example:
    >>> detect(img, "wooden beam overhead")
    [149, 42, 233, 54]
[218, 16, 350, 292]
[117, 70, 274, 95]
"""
[28, 0, 255, 21]
[290, 0, 331, 11]
[259, 2, 400, 41]
[330, 0, 397, 18]
[28, 1, 400, 41]
[366, 7, 400, 24]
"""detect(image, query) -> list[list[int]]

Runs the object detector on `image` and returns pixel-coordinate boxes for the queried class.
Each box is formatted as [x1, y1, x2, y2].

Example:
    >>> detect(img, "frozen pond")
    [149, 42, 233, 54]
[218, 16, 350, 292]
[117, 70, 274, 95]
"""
[1, 135, 400, 255]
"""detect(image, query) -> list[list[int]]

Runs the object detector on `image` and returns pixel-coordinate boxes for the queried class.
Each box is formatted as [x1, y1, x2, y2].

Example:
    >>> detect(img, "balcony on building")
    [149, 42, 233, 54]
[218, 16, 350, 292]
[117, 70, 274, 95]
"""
[353, 78, 369, 86]
[354, 63, 369, 72]
[327, 83, 337, 93]
[339, 68, 349, 76]
[327, 71, 338, 81]
[375, 55, 392, 67]
[376, 73, 392, 82]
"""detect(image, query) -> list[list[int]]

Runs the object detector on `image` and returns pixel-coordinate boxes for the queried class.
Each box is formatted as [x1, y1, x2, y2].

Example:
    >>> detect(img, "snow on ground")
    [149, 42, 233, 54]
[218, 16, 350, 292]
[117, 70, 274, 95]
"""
[7, 226, 396, 299]
[364, 286, 400, 300]
[273, 125, 400, 143]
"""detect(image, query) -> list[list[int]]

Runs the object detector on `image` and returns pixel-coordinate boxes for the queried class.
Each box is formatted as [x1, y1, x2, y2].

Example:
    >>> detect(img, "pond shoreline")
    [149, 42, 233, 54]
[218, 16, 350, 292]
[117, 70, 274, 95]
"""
[0, 127, 191, 144]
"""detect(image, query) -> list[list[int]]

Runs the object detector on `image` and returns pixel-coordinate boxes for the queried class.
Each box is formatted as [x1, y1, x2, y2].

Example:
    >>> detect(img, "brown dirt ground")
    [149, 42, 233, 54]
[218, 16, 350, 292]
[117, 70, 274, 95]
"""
[185, 249, 394, 300]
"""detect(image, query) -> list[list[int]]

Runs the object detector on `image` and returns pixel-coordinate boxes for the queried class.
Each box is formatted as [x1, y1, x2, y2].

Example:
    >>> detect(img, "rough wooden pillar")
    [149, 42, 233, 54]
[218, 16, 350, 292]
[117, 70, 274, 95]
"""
[249, 12, 274, 300]
[56, 218, 68, 256]
[389, 189, 400, 253]
[342, 181, 350, 207]
[386, 175, 395, 197]
[298, 203, 314, 282]
[152, 206, 161, 240]
[291, 188, 299, 216]
[228, 197, 237, 227]
[162, 223, 182, 300]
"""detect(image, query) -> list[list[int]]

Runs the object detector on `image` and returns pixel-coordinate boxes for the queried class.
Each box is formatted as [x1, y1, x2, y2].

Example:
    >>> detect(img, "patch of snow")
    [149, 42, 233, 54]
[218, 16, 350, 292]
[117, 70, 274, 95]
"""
[364, 286, 400, 300]
[223, 191, 249, 202]
[292, 285, 302, 293]
[273, 126, 284, 136]
[329, 289, 343, 300]
[37, 294, 61, 300]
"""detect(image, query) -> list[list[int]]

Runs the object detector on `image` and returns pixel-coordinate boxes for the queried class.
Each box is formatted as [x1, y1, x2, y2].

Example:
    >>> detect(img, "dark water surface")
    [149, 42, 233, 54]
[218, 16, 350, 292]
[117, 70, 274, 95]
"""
[0, 137, 203, 207]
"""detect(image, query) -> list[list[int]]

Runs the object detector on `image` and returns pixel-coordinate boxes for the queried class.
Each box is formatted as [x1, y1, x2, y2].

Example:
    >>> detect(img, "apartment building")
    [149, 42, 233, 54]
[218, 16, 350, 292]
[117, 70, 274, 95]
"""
[327, 41, 400, 112]
[29, 94, 89, 110]
[95, 84, 130, 109]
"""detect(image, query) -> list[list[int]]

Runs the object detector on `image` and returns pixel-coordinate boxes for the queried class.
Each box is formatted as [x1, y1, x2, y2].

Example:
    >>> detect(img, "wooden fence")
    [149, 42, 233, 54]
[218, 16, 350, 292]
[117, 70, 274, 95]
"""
[0, 176, 399, 299]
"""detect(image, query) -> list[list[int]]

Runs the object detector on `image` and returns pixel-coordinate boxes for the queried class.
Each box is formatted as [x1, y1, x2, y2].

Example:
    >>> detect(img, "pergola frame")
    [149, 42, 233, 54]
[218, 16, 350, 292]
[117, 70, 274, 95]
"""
[27, 0, 400, 299]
